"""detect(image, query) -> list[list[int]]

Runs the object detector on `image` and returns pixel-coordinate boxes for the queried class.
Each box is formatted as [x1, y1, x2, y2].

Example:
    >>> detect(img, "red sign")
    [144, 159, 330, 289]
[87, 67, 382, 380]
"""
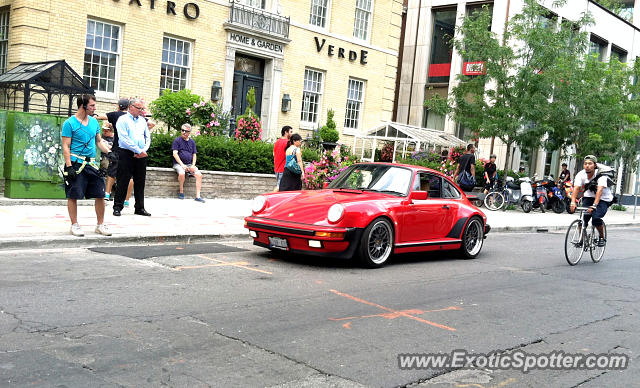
[462, 61, 486, 75]
[428, 63, 452, 77]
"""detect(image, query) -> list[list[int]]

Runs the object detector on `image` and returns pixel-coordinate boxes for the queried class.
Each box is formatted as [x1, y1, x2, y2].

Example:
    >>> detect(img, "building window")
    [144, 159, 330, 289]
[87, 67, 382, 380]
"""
[611, 45, 627, 63]
[589, 35, 607, 61]
[428, 8, 457, 84]
[353, 0, 373, 40]
[310, 0, 329, 28]
[0, 8, 9, 75]
[160, 36, 191, 94]
[83, 20, 120, 94]
[344, 78, 365, 130]
[301, 68, 324, 124]
[243, 0, 265, 8]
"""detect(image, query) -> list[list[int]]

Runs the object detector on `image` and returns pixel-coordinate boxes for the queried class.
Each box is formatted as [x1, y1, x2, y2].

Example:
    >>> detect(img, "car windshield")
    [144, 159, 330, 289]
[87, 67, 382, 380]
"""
[329, 164, 412, 195]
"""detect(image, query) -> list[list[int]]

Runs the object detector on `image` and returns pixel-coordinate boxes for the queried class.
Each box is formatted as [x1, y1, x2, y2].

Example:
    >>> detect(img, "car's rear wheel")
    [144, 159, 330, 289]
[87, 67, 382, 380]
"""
[459, 217, 484, 259]
[357, 218, 394, 268]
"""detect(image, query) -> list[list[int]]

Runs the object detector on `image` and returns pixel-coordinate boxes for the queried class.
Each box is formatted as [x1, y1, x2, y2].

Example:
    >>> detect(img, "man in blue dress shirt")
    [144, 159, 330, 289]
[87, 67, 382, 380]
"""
[113, 98, 151, 217]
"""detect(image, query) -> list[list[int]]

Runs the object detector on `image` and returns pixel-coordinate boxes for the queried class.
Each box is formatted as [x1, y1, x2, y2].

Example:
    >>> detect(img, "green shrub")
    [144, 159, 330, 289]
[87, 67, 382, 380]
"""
[147, 133, 274, 174]
[301, 146, 321, 163]
[611, 204, 627, 211]
[319, 109, 339, 143]
[150, 89, 201, 131]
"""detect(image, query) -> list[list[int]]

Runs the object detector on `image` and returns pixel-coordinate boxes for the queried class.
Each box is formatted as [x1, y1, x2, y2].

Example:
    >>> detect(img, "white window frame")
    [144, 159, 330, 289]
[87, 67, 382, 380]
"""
[343, 78, 365, 133]
[0, 8, 9, 75]
[83, 19, 122, 99]
[159, 35, 193, 95]
[309, 0, 331, 29]
[300, 68, 325, 129]
[353, 0, 374, 42]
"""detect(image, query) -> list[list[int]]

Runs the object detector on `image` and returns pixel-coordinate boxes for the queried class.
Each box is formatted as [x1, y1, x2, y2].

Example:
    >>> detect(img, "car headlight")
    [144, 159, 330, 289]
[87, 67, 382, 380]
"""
[252, 196, 267, 213]
[327, 204, 344, 223]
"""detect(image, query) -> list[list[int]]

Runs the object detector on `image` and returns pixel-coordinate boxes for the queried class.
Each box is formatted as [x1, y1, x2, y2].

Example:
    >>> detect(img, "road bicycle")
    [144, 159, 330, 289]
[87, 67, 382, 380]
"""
[564, 207, 607, 266]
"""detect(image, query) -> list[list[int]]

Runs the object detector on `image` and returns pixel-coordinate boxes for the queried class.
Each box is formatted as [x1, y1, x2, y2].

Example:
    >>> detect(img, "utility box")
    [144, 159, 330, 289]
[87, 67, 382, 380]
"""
[3, 112, 65, 198]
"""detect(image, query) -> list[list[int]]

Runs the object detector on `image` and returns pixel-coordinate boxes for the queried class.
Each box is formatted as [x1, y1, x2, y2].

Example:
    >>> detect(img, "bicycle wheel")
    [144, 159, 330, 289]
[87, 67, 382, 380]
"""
[564, 220, 584, 266]
[589, 222, 607, 263]
[484, 192, 505, 211]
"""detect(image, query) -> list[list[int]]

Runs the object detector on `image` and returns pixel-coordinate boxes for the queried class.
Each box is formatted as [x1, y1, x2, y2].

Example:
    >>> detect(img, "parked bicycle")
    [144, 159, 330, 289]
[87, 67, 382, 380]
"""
[564, 206, 607, 265]
[484, 176, 534, 212]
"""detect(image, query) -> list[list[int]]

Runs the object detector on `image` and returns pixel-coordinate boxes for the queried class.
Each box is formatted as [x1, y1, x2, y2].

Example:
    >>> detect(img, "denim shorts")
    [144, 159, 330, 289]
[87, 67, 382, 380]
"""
[275, 172, 284, 187]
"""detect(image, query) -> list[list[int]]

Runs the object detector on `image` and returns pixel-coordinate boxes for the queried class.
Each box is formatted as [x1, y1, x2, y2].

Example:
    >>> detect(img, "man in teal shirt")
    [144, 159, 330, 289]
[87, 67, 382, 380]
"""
[62, 94, 113, 237]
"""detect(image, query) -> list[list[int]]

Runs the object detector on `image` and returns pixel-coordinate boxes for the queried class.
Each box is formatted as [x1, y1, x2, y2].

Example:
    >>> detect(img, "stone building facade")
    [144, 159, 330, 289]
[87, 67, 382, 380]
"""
[0, 0, 403, 144]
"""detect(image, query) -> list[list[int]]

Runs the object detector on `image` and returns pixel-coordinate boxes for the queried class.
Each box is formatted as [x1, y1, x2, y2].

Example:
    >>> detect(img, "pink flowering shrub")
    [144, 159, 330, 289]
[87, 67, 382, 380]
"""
[304, 148, 355, 190]
[380, 142, 394, 162]
[186, 99, 231, 136]
[235, 115, 262, 142]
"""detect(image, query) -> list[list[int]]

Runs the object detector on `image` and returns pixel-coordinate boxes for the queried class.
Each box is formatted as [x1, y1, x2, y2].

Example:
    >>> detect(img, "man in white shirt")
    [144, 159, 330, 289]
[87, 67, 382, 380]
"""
[569, 155, 614, 247]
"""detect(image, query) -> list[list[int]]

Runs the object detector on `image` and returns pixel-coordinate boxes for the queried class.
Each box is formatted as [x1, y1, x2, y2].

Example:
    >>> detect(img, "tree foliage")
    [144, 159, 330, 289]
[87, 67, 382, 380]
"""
[150, 89, 201, 132]
[428, 0, 639, 176]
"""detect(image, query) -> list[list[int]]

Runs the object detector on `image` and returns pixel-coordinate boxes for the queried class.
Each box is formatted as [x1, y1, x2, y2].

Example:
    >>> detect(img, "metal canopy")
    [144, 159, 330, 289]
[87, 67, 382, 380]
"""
[0, 60, 94, 115]
[353, 122, 467, 162]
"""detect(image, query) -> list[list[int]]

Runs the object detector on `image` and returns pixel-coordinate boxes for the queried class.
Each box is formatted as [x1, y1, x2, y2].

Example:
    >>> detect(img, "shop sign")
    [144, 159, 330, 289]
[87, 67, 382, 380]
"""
[462, 61, 486, 75]
[117, 0, 200, 20]
[229, 32, 284, 54]
[314, 37, 368, 65]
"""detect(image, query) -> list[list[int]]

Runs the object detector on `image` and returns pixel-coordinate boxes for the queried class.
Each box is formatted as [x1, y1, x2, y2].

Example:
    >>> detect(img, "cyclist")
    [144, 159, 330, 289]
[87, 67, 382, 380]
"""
[569, 155, 613, 247]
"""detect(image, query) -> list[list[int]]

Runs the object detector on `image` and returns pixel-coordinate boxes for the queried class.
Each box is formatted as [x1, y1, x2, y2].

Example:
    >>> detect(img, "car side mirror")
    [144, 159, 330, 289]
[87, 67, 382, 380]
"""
[323, 182, 329, 189]
[409, 191, 428, 202]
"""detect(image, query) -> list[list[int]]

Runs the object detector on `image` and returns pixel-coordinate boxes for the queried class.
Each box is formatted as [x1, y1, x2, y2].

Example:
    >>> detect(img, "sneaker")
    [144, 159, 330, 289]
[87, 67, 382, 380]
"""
[124, 200, 130, 207]
[178, 193, 185, 199]
[95, 224, 112, 236]
[597, 237, 607, 247]
[194, 197, 205, 203]
[104, 193, 110, 200]
[70, 223, 84, 237]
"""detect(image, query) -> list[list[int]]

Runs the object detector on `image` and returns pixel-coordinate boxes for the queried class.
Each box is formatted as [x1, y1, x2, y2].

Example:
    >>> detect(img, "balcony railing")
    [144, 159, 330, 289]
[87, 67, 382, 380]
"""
[228, 1, 290, 39]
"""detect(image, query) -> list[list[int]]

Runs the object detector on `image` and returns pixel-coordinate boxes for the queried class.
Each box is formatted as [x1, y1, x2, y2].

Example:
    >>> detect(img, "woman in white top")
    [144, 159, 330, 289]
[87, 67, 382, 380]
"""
[278, 133, 305, 191]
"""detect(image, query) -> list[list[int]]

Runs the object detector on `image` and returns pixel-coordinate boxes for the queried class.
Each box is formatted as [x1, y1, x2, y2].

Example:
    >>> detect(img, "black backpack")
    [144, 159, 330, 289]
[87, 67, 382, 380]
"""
[585, 165, 616, 193]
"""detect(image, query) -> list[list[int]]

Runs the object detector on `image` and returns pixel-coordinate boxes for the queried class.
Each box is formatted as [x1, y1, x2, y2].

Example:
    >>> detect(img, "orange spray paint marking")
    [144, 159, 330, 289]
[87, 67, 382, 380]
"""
[342, 322, 352, 329]
[329, 289, 458, 331]
[198, 254, 273, 275]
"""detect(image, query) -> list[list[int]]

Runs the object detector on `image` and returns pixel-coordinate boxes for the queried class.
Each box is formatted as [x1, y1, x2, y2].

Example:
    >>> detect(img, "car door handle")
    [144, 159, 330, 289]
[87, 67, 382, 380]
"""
[442, 205, 450, 209]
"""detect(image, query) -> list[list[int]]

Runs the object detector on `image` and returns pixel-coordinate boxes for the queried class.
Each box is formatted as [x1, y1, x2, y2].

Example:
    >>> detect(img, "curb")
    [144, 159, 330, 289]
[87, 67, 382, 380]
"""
[0, 233, 250, 250]
[490, 222, 640, 233]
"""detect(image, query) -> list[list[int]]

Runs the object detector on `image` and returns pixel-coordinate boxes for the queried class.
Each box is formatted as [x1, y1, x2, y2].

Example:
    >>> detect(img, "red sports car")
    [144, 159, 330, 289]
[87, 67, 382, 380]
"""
[245, 163, 490, 268]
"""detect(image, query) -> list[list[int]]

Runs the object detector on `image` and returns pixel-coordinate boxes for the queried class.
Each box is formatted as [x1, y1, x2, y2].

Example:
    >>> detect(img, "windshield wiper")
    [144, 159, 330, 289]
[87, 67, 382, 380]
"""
[331, 188, 363, 193]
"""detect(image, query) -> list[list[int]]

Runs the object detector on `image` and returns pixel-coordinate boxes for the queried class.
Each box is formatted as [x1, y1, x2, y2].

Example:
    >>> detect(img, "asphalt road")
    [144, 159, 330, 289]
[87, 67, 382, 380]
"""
[1, 228, 639, 387]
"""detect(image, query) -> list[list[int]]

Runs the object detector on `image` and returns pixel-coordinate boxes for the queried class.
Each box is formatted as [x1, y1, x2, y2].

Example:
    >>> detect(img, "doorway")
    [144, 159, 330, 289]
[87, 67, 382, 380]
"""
[231, 54, 264, 136]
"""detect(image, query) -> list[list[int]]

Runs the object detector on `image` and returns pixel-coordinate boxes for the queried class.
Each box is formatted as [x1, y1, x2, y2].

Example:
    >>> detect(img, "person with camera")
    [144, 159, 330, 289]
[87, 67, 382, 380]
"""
[61, 94, 113, 237]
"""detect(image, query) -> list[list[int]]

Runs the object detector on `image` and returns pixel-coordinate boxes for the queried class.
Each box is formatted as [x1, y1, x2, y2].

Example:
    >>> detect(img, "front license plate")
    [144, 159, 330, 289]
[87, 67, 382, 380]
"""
[268, 237, 289, 250]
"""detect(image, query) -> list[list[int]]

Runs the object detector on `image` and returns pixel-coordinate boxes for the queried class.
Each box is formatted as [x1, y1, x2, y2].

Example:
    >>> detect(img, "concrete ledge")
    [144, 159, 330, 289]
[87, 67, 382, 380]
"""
[146, 167, 275, 199]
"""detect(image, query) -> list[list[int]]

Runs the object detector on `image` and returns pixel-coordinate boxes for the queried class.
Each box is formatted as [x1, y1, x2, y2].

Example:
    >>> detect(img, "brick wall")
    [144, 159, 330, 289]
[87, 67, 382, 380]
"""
[145, 167, 275, 200]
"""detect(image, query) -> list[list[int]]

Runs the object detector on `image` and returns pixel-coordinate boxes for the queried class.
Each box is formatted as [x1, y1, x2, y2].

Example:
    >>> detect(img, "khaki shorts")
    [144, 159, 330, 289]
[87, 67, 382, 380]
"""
[173, 164, 199, 177]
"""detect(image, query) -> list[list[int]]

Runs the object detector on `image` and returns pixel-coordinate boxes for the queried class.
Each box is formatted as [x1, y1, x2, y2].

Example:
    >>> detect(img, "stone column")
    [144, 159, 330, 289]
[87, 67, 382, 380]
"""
[223, 45, 236, 112]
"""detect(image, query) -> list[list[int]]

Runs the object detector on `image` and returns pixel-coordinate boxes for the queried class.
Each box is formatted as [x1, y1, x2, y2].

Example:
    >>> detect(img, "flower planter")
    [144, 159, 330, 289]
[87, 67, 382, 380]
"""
[321, 142, 338, 151]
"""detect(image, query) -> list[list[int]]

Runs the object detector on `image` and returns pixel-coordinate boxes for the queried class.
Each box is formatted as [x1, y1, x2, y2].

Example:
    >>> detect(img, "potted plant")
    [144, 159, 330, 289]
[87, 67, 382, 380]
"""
[319, 109, 339, 151]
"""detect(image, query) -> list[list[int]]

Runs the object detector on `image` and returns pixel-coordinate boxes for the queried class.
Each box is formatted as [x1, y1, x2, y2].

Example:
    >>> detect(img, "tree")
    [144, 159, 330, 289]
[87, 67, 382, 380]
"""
[150, 89, 201, 132]
[426, 0, 591, 171]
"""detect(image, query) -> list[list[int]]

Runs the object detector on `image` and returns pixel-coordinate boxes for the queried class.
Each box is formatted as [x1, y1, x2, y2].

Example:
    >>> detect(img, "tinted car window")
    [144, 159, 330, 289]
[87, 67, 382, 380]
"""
[442, 179, 461, 198]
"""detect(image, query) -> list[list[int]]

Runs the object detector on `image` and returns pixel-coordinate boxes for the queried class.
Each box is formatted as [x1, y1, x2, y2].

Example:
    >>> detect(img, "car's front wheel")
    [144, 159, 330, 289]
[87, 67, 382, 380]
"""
[459, 217, 484, 259]
[357, 217, 394, 268]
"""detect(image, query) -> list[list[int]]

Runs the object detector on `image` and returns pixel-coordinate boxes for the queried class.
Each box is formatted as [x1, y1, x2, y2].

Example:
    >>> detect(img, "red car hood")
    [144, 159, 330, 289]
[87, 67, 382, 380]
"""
[258, 189, 397, 225]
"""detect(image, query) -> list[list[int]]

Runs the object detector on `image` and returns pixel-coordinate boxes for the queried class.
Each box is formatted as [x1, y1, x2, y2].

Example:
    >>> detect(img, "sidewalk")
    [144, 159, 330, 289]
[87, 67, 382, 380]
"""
[0, 196, 639, 249]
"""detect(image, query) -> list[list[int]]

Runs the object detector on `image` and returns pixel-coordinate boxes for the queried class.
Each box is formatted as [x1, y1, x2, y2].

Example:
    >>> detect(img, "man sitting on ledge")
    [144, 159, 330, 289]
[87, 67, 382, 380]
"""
[172, 123, 205, 202]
